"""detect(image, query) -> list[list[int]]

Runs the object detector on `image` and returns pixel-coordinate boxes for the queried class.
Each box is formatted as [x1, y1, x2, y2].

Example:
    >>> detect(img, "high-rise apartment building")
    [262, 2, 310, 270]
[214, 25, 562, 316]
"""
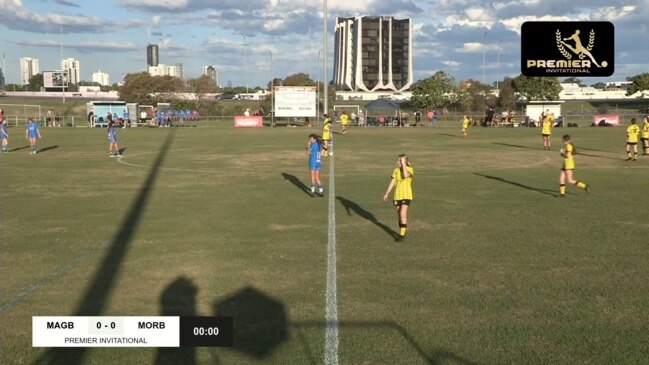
[203, 65, 219, 86]
[61, 58, 80, 85]
[334, 16, 413, 92]
[20, 57, 40, 85]
[147, 44, 159, 66]
[92, 70, 110, 86]
[147, 63, 182, 78]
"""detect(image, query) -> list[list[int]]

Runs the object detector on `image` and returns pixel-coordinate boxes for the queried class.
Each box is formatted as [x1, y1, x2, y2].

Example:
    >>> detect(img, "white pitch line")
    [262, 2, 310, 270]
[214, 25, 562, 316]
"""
[325, 140, 339, 365]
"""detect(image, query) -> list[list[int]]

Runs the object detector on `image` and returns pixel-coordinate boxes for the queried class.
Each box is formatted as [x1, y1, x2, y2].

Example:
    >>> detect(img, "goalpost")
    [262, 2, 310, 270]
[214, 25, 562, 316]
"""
[332, 105, 361, 125]
[1, 104, 42, 126]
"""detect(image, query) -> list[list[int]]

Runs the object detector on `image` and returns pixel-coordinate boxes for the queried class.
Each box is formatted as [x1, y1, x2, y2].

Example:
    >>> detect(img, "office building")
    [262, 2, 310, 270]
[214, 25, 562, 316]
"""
[147, 63, 183, 78]
[334, 16, 413, 92]
[203, 65, 219, 86]
[147, 44, 159, 66]
[0, 67, 5, 88]
[20, 57, 40, 85]
[61, 58, 80, 85]
[92, 70, 110, 86]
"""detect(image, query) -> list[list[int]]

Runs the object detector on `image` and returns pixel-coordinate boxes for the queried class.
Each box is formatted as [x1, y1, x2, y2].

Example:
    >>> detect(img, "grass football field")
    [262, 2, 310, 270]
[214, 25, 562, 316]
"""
[1, 123, 648, 364]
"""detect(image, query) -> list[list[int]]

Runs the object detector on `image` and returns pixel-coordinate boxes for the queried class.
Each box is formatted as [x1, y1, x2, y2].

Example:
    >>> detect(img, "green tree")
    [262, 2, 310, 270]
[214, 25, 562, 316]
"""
[119, 72, 183, 104]
[625, 73, 649, 96]
[411, 71, 458, 111]
[27, 73, 43, 91]
[562, 77, 586, 86]
[591, 82, 607, 89]
[496, 78, 516, 111]
[513, 75, 561, 101]
[186, 75, 219, 109]
[282, 72, 316, 86]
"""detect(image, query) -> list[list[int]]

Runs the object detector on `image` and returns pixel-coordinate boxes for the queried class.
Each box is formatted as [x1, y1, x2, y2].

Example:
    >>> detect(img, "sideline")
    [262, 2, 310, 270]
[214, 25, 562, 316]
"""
[324, 139, 339, 365]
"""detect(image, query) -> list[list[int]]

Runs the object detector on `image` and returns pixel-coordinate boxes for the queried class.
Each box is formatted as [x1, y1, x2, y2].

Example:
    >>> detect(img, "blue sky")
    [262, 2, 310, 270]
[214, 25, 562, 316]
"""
[1, 0, 647, 87]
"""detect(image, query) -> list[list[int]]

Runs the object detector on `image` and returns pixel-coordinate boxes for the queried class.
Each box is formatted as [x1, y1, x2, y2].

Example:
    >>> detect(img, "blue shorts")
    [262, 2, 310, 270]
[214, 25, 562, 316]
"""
[28, 133, 38, 139]
[108, 136, 117, 143]
[309, 162, 322, 171]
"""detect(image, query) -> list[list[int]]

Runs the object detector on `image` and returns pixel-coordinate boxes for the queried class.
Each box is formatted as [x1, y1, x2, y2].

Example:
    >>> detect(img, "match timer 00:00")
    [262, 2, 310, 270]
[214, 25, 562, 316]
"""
[180, 316, 233, 347]
[33, 316, 233, 347]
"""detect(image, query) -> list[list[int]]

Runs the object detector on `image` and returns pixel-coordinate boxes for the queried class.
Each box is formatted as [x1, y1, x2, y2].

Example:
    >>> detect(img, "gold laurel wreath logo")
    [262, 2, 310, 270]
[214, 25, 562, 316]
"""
[556, 30, 572, 59]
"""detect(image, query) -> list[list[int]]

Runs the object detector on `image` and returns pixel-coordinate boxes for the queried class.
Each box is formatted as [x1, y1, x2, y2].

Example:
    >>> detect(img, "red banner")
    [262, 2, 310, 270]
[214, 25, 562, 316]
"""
[593, 115, 620, 126]
[234, 116, 263, 128]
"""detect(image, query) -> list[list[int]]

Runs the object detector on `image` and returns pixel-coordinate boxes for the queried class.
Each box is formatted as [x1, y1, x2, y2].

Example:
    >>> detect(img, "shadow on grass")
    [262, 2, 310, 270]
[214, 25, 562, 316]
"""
[281, 172, 312, 196]
[293, 320, 476, 365]
[437, 133, 463, 139]
[213, 286, 288, 359]
[474, 173, 557, 197]
[8, 145, 30, 152]
[33, 129, 176, 365]
[336, 196, 399, 240]
[492, 142, 540, 151]
[38, 145, 58, 153]
[154, 277, 198, 365]
[118, 147, 127, 155]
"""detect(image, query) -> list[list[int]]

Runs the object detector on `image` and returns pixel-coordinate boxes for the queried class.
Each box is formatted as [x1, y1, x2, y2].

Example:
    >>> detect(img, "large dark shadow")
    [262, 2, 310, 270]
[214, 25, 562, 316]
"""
[38, 145, 58, 153]
[33, 129, 176, 365]
[213, 286, 288, 359]
[8, 145, 30, 152]
[474, 173, 557, 197]
[492, 142, 540, 151]
[281, 172, 312, 196]
[292, 320, 476, 365]
[336, 196, 399, 240]
[118, 147, 127, 155]
[154, 277, 198, 365]
[437, 133, 463, 139]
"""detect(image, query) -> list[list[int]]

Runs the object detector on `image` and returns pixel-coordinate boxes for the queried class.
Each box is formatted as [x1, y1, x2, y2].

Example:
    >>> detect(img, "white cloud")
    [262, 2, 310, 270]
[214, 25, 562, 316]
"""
[152, 15, 162, 26]
[120, 0, 188, 10]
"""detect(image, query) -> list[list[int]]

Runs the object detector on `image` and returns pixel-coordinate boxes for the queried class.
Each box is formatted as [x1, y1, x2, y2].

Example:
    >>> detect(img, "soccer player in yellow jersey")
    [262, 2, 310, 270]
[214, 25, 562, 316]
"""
[625, 118, 641, 161]
[340, 111, 350, 134]
[383, 154, 414, 241]
[641, 116, 649, 155]
[541, 111, 554, 150]
[559, 134, 589, 197]
[322, 114, 332, 156]
[461, 115, 470, 137]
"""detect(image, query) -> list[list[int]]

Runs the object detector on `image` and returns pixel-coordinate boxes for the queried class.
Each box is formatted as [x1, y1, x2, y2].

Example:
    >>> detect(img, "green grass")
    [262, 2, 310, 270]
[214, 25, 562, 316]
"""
[1, 124, 648, 364]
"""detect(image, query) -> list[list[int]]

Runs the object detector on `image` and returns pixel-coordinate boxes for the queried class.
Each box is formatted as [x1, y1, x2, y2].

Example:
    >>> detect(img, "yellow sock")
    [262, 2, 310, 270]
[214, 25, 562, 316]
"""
[560, 184, 566, 195]
[399, 227, 407, 236]
[576, 181, 586, 189]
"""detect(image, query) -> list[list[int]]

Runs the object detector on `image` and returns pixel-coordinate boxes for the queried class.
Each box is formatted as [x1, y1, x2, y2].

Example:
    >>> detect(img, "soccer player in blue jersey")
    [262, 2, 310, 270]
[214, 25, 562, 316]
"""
[25, 117, 42, 154]
[107, 120, 120, 157]
[307, 134, 324, 197]
[1, 117, 9, 154]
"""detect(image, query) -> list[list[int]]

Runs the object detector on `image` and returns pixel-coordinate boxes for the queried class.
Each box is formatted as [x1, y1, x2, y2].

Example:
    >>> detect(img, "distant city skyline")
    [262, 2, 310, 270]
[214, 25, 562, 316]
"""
[1, 1, 647, 88]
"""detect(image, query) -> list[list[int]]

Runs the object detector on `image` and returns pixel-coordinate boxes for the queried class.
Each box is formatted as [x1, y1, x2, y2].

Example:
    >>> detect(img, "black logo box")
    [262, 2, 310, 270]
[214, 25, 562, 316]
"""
[521, 21, 614, 77]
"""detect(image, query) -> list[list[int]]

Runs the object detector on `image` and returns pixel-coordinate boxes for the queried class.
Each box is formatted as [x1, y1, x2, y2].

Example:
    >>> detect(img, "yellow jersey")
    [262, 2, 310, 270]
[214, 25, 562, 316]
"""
[562, 142, 575, 170]
[322, 118, 331, 140]
[627, 124, 640, 143]
[462, 117, 470, 129]
[391, 166, 414, 200]
[340, 114, 349, 125]
[642, 121, 649, 139]
[541, 117, 553, 135]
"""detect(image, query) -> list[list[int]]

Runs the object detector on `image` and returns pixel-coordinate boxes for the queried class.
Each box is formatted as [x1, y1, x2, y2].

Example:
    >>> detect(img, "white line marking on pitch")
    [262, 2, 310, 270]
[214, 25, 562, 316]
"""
[325, 141, 339, 365]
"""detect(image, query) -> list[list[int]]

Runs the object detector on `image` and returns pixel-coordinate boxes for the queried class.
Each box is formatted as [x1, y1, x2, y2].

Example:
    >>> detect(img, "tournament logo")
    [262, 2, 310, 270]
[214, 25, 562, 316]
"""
[521, 21, 614, 77]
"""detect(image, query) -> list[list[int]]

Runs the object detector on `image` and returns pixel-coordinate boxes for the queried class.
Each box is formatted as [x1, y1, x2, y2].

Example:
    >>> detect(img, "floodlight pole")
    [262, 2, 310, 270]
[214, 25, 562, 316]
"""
[323, 0, 328, 117]
[268, 49, 274, 127]
[61, 26, 66, 103]
[240, 32, 248, 95]
[317, 49, 321, 121]
[496, 40, 502, 91]
[482, 30, 488, 86]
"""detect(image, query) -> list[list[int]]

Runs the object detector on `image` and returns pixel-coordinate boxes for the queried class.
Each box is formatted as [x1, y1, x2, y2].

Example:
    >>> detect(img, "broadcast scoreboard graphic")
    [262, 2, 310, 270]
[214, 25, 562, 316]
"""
[33, 316, 233, 348]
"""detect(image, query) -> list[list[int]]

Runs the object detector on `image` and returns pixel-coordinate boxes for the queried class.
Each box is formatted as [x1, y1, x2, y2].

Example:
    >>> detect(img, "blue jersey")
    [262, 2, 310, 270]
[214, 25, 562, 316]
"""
[308, 141, 322, 170]
[108, 126, 118, 142]
[1, 124, 8, 139]
[27, 122, 40, 138]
